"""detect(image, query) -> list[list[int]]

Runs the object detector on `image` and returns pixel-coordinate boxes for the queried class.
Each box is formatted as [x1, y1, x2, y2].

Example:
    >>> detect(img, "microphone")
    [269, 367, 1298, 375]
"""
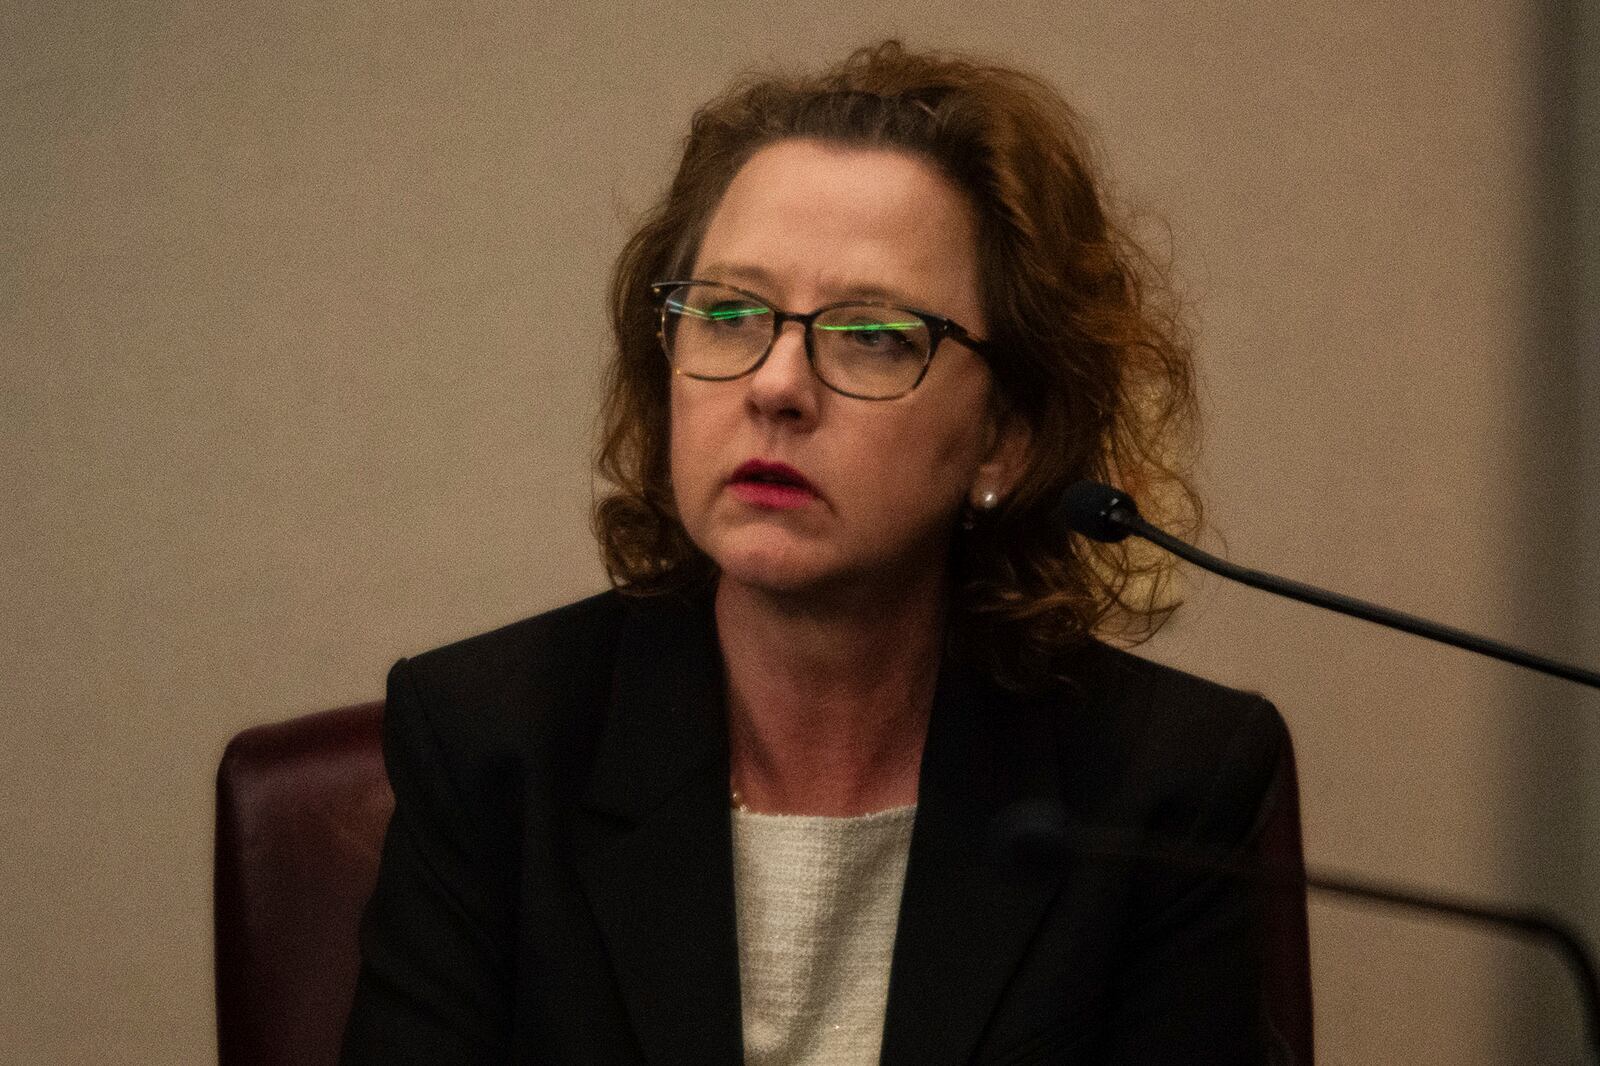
[1053, 480, 1141, 543]
[1052, 480, 1600, 690]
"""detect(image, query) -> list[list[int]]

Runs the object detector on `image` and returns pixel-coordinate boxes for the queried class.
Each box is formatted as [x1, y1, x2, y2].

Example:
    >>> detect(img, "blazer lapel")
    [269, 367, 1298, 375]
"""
[570, 590, 745, 1066]
[879, 660, 1075, 1066]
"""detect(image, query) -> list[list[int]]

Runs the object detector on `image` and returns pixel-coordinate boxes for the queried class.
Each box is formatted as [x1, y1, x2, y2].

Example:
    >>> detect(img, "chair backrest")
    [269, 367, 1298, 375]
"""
[214, 703, 1314, 1066]
[214, 702, 391, 1066]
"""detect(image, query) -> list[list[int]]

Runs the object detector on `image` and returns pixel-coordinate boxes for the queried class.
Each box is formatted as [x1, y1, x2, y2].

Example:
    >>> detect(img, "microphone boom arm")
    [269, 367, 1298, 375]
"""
[1111, 505, 1600, 691]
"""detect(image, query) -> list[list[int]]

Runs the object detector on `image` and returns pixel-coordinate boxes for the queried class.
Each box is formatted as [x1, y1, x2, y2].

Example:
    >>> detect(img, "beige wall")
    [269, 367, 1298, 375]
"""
[4, 2, 1594, 1062]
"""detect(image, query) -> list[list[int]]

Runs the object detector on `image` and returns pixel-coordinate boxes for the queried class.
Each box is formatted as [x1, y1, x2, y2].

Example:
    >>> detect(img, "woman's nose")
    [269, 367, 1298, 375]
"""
[745, 322, 821, 424]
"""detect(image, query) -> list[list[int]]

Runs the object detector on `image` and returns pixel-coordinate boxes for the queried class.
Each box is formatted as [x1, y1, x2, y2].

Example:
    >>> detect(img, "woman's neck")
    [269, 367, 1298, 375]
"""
[715, 573, 943, 816]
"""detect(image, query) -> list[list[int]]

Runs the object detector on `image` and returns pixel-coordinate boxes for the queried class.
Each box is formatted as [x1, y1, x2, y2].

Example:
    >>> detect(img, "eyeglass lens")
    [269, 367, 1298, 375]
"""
[660, 282, 931, 399]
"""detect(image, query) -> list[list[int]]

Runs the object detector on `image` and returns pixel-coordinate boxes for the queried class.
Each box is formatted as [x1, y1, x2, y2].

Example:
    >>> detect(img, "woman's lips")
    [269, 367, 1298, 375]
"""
[728, 459, 819, 509]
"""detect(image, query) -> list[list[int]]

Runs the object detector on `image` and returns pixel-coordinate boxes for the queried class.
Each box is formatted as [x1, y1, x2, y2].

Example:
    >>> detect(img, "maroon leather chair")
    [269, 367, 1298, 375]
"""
[214, 703, 1314, 1065]
[215, 703, 392, 1066]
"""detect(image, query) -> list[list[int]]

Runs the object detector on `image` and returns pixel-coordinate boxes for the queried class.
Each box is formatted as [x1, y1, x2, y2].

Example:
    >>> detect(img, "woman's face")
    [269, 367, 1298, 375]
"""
[669, 138, 1026, 601]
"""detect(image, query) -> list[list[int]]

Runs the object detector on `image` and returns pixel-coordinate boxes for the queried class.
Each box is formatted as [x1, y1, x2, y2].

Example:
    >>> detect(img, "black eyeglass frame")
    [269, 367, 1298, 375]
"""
[649, 279, 992, 401]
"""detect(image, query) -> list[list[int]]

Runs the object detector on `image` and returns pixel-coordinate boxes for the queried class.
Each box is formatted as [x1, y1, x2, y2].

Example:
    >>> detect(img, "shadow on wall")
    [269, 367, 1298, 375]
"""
[1511, 0, 1600, 1056]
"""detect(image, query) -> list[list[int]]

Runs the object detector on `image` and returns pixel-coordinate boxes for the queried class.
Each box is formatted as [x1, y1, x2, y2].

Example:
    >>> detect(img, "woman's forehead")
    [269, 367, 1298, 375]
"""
[694, 139, 980, 314]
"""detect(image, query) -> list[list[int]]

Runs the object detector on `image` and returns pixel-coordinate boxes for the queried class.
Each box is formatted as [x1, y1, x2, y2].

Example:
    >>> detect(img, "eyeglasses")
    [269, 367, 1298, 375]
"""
[650, 279, 990, 401]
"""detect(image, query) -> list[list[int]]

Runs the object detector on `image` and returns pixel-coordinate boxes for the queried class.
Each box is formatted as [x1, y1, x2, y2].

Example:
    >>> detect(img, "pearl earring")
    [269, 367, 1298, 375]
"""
[976, 489, 1000, 511]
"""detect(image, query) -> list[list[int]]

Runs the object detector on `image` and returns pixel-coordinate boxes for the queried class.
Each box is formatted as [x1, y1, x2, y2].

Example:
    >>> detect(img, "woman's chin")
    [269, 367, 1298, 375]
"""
[713, 549, 836, 598]
[712, 547, 935, 607]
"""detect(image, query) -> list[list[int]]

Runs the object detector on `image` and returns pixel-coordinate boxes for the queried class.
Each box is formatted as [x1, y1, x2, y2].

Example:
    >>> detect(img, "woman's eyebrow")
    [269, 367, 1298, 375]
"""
[696, 261, 923, 307]
[694, 260, 774, 288]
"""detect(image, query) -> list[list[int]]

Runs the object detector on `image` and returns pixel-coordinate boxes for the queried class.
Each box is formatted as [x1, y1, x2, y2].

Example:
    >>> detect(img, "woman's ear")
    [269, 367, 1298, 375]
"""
[968, 412, 1032, 511]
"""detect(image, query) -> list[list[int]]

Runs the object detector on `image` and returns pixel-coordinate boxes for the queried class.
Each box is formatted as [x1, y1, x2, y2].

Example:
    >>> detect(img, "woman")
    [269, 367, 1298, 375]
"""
[343, 40, 1300, 1066]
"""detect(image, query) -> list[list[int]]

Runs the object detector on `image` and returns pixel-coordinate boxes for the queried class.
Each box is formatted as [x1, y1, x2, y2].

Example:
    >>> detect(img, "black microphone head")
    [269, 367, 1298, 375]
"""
[1053, 480, 1139, 543]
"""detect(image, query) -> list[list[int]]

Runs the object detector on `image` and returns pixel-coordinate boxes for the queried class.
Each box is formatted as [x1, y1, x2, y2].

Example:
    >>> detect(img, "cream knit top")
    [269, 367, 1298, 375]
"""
[731, 805, 917, 1066]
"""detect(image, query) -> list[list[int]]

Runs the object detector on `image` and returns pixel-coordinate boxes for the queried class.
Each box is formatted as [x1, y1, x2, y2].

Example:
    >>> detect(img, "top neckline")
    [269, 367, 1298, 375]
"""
[731, 803, 917, 825]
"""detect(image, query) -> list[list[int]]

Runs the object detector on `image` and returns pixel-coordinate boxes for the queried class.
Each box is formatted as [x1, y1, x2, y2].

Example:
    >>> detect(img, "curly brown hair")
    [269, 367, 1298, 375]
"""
[595, 40, 1201, 690]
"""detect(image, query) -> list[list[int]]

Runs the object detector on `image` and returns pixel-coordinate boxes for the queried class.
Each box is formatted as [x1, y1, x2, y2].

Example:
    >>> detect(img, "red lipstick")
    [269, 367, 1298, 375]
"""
[728, 459, 819, 509]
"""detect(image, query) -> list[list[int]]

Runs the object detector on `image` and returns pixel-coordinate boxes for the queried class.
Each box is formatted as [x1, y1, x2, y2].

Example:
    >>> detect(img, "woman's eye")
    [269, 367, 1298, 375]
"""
[705, 302, 767, 328]
[826, 318, 923, 357]
[856, 326, 912, 349]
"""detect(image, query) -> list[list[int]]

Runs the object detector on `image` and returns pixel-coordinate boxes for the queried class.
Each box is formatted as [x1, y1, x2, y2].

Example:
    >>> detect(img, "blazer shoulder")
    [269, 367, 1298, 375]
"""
[1071, 639, 1273, 711]
[390, 588, 630, 761]
[1054, 640, 1292, 841]
[407, 588, 628, 687]
[1066, 639, 1286, 748]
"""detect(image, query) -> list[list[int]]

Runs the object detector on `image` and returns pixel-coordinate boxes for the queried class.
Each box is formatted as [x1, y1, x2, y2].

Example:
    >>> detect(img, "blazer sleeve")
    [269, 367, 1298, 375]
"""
[1104, 697, 1298, 1066]
[341, 658, 519, 1065]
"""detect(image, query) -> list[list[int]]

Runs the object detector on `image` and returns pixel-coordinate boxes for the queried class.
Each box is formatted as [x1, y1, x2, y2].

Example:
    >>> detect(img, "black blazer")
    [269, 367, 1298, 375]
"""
[342, 588, 1295, 1065]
